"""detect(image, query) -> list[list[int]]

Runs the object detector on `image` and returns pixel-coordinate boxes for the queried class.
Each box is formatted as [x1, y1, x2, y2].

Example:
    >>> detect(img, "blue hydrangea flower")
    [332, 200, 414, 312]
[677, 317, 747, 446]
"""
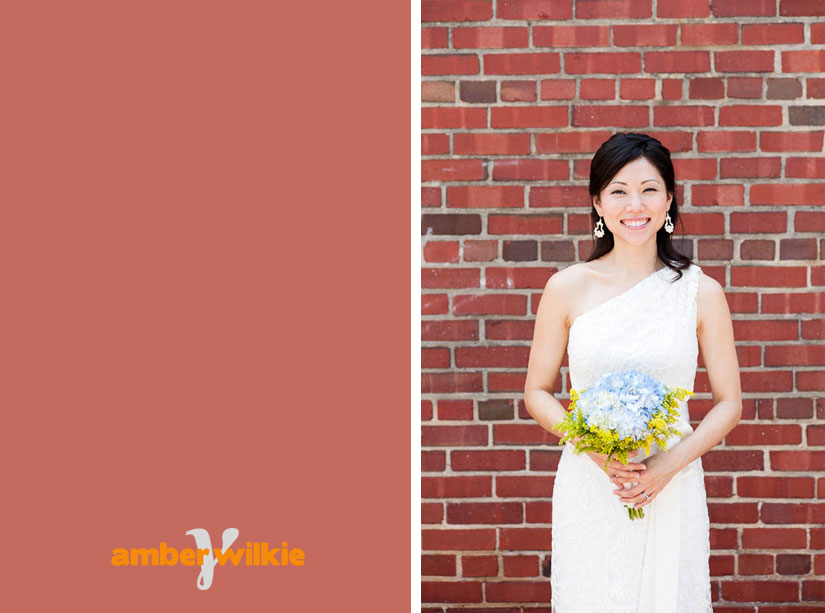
[577, 370, 668, 441]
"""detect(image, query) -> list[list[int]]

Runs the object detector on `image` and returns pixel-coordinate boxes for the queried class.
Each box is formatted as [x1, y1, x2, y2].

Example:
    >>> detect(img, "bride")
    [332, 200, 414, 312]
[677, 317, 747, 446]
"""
[523, 133, 742, 612]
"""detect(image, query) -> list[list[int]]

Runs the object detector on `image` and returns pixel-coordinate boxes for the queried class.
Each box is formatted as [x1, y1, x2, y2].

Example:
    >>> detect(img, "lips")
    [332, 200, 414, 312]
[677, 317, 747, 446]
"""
[621, 218, 650, 229]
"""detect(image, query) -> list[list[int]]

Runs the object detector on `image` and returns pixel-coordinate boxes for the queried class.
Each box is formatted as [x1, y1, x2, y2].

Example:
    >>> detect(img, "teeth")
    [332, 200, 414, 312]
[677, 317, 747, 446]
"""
[622, 218, 649, 227]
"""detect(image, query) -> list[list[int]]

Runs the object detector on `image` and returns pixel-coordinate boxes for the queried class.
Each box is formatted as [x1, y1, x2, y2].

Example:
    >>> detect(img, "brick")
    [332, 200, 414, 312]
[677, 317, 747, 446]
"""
[422, 267, 481, 288]
[725, 424, 802, 446]
[645, 51, 710, 73]
[771, 450, 825, 471]
[681, 23, 739, 46]
[422, 1, 492, 21]
[739, 553, 774, 575]
[535, 131, 613, 153]
[491, 106, 567, 128]
[422, 81, 456, 102]
[761, 503, 825, 524]
[612, 24, 678, 47]
[492, 159, 568, 181]
[620, 78, 656, 100]
[697, 131, 755, 152]
[657, 0, 710, 17]
[575, 0, 652, 19]
[422, 27, 449, 49]
[689, 77, 725, 99]
[486, 581, 551, 602]
[451, 449, 525, 471]
[564, 52, 641, 74]
[452, 27, 529, 48]
[422, 107, 486, 129]
[422, 320, 478, 341]
[447, 500, 524, 523]
[502, 554, 539, 577]
[783, 50, 825, 72]
[719, 105, 782, 126]
[780, 0, 825, 15]
[789, 105, 825, 125]
[767, 78, 802, 100]
[721, 157, 781, 178]
[496, 475, 554, 497]
[703, 449, 764, 471]
[421, 580, 483, 603]
[422, 553, 457, 576]
[738, 476, 815, 498]
[497, 0, 573, 20]
[422, 133, 450, 155]
[741, 527, 807, 549]
[761, 131, 824, 151]
[423, 240, 460, 263]
[720, 580, 799, 602]
[422, 159, 485, 181]
[452, 293, 526, 315]
[500, 80, 536, 102]
[728, 77, 763, 98]
[529, 185, 590, 207]
[572, 105, 649, 127]
[691, 184, 745, 206]
[432, 396, 470, 421]
[422, 293, 449, 315]
[715, 50, 774, 72]
[421, 528, 496, 551]
[533, 25, 609, 47]
[751, 183, 825, 205]
[484, 52, 560, 75]
[423, 54, 479, 76]
[579, 78, 615, 100]
[786, 157, 825, 178]
[711, 0, 776, 16]
[454, 132, 531, 155]
[653, 105, 714, 126]
[422, 214, 482, 235]
[742, 23, 805, 44]
[460, 554, 496, 576]
[501, 240, 537, 261]
[539, 79, 576, 100]
[459, 80, 496, 103]
[447, 185, 524, 207]
[422, 476, 492, 498]
[708, 502, 759, 524]
[488, 214, 563, 235]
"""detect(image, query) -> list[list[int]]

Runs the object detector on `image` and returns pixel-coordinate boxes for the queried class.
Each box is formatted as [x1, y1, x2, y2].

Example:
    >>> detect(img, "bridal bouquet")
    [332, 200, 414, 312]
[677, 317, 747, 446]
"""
[556, 370, 693, 520]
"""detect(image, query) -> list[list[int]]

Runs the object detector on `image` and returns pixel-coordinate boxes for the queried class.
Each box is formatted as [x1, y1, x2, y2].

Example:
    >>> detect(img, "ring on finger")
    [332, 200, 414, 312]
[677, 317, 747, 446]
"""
[641, 492, 650, 500]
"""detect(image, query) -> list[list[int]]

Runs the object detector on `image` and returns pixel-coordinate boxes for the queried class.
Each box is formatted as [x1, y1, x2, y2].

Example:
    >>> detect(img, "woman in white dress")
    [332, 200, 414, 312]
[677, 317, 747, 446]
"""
[523, 133, 742, 612]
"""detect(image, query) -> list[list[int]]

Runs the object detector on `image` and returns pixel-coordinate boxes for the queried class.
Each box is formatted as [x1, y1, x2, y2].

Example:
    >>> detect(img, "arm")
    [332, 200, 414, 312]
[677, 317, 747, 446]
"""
[523, 271, 572, 440]
[667, 272, 743, 472]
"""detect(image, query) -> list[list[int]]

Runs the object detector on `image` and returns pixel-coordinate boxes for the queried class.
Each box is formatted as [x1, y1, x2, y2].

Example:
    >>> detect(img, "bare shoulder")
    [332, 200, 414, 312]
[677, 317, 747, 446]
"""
[543, 263, 589, 328]
[696, 268, 728, 334]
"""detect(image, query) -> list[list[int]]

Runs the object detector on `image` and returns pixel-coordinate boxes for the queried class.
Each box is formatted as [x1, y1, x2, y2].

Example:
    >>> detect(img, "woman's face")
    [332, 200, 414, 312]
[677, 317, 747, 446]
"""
[592, 156, 673, 243]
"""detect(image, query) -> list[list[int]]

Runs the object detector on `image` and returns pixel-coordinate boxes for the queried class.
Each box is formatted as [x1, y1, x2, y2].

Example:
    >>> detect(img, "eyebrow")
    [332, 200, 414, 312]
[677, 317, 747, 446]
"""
[609, 180, 661, 186]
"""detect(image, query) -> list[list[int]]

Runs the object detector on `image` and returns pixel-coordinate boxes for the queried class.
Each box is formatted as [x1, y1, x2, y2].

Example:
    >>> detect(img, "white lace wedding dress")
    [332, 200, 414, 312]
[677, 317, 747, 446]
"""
[550, 263, 712, 613]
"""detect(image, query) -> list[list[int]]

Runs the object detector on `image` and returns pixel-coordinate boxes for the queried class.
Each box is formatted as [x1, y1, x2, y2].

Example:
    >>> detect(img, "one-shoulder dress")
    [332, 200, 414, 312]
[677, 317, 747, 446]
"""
[550, 263, 712, 613]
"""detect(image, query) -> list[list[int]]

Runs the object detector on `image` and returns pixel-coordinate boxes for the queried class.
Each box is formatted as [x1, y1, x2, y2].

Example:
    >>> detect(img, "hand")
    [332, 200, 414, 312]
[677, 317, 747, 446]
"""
[612, 451, 682, 511]
[583, 449, 647, 484]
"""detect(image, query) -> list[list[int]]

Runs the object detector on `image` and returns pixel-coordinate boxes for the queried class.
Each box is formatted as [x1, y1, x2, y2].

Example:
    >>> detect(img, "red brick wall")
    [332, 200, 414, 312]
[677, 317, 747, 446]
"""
[420, 0, 825, 609]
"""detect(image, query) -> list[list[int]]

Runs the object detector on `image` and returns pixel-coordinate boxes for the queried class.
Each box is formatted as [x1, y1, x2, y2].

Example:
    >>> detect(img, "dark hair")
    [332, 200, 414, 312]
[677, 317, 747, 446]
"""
[586, 132, 692, 281]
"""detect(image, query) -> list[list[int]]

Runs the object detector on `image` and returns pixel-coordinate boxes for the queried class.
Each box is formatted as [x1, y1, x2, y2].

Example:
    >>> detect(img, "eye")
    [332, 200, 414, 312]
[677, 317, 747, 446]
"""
[611, 190, 625, 195]
[644, 188, 656, 192]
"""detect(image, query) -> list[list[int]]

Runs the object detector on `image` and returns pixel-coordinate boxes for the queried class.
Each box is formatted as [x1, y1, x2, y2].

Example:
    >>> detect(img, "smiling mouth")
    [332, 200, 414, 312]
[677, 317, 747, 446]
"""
[621, 218, 650, 228]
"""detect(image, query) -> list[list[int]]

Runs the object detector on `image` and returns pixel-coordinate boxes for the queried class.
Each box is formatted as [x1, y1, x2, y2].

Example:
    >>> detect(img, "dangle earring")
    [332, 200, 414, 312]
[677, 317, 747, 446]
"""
[664, 212, 674, 233]
[594, 216, 605, 238]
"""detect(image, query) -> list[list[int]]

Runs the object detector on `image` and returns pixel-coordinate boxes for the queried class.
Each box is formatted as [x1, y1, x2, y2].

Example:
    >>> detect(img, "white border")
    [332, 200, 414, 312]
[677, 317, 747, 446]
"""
[411, 0, 421, 610]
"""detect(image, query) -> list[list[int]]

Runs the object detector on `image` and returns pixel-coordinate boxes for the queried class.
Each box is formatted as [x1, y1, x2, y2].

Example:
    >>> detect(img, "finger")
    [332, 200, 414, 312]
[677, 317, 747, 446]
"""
[614, 482, 649, 500]
[609, 459, 646, 471]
